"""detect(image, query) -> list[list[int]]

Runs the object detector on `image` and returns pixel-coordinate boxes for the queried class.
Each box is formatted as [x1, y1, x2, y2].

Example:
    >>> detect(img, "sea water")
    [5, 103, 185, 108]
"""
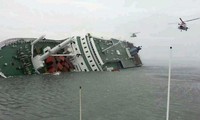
[0, 63, 200, 120]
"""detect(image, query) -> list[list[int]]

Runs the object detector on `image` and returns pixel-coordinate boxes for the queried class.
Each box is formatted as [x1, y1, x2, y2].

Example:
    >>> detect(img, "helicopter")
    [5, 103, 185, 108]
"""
[130, 32, 140, 37]
[171, 17, 200, 31]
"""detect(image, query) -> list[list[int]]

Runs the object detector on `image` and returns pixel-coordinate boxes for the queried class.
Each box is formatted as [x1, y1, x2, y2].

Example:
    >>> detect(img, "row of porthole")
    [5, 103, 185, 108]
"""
[81, 38, 98, 71]
[83, 52, 95, 67]
[80, 63, 91, 72]
[73, 40, 87, 71]
[88, 41, 101, 65]
[80, 59, 93, 65]
[80, 64, 95, 68]
[73, 40, 92, 71]
[83, 69, 97, 71]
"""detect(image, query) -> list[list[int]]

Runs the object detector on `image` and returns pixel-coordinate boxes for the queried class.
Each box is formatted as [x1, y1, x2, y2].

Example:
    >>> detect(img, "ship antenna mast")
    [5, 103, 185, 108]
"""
[79, 86, 82, 120]
[166, 46, 172, 120]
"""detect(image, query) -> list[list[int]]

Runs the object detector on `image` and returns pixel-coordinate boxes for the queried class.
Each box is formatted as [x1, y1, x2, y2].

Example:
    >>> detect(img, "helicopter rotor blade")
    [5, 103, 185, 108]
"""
[179, 18, 185, 24]
[184, 17, 200, 22]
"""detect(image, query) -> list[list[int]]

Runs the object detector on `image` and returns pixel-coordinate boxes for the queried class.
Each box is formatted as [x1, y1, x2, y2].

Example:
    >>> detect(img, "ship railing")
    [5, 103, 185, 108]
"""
[0, 38, 19, 48]
[31, 36, 75, 72]
[31, 35, 46, 59]
[39, 37, 75, 61]
[0, 38, 35, 49]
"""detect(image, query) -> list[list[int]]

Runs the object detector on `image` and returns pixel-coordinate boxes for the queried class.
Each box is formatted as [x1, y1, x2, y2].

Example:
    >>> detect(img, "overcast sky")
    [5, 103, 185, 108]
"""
[1, 0, 200, 66]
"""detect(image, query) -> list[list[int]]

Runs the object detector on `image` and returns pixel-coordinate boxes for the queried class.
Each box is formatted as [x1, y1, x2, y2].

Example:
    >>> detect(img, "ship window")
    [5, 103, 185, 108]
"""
[11, 62, 15, 66]
[89, 60, 92, 62]
[84, 46, 87, 49]
[81, 62, 83, 65]
[75, 48, 78, 50]
[86, 51, 88, 53]
[82, 38, 84, 40]
[92, 65, 95, 67]
[83, 42, 86, 44]
[88, 56, 91, 58]
[84, 69, 87, 72]
[94, 69, 97, 71]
